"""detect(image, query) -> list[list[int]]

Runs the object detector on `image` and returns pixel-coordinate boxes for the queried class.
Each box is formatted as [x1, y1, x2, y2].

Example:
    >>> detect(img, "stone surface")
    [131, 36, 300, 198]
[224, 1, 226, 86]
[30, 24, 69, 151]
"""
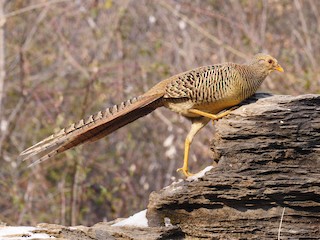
[1, 222, 183, 240]
[147, 93, 320, 239]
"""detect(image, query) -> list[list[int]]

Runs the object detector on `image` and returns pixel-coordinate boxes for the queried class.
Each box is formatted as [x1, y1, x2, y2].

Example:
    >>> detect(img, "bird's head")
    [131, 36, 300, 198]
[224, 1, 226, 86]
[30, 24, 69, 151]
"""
[250, 53, 284, 75]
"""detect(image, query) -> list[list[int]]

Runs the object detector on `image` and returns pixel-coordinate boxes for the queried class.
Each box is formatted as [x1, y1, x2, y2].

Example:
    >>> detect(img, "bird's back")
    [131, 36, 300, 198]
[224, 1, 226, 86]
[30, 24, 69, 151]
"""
[162, 63, 262, 116]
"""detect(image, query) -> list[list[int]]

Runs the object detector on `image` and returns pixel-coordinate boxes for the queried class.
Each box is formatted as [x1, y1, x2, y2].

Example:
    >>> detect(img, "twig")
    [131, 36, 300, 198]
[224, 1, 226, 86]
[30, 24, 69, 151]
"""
[71, 155, 83, 226]
[0, 0, 5, 120]
[278, 207, 286, 240]
[22, 5, 49, 51]
[159, 1, 247, 59]
[0, 97, 25, 155]
[260, 1, 268, 47]
[294, 0, 316, 69]
[179, 2, 245, 31]
[5, 0, 69, 18]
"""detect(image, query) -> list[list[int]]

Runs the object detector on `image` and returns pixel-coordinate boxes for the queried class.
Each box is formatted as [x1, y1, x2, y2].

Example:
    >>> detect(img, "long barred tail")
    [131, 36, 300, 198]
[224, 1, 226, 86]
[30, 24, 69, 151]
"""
[19, 94, 164, 167]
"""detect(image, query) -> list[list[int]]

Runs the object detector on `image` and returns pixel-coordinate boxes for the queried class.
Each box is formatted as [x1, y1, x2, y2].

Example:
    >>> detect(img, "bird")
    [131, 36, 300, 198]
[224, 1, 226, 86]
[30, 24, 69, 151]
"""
[20, 53, 284, 177]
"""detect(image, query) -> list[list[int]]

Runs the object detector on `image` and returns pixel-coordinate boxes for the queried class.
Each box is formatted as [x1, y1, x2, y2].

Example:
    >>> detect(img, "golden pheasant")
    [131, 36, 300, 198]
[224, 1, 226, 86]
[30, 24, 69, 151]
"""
[20, 53, 283, 176]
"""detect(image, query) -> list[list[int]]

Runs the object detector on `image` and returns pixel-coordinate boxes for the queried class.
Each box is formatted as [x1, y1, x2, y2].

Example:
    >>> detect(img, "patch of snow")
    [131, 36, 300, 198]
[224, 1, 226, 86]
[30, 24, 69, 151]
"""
[169, 178, 183, 186]
[68, 227, 78, 230]
[0, 226, 54, 239]
[112, 209, 148, 228]
[163, 178, 183, 192]
[187, 166, 213, 181]
[164, 217, 172, 227]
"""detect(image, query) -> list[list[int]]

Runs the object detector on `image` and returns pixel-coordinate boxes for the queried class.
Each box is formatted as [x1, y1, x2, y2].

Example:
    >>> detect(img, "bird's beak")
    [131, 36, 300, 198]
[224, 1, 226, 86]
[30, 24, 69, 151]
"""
[274, 64, 284, 72]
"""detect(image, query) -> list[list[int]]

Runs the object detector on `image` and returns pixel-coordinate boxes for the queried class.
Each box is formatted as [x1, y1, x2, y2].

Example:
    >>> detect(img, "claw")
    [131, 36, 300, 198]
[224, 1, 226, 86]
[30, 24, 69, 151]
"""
[177, 167, 194, 177]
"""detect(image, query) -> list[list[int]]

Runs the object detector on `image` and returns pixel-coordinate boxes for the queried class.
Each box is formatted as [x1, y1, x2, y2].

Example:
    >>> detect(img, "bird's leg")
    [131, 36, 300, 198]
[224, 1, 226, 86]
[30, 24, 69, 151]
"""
[177, 118, 210, 177]
[188, 106, 238, 124]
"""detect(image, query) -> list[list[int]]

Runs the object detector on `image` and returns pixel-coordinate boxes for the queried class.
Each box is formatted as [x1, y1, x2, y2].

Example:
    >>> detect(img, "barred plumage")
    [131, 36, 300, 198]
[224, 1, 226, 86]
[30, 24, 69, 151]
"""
[20, 53, 283, 176]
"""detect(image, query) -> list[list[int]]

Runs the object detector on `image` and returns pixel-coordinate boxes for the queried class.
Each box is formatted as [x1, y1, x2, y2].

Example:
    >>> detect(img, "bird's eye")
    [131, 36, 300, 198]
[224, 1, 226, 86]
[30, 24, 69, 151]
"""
[268, 59, 273, 64]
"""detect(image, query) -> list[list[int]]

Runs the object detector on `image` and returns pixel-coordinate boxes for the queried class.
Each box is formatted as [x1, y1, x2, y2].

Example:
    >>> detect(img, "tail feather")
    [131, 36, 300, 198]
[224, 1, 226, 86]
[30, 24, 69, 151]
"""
[20, 94, 164, 166]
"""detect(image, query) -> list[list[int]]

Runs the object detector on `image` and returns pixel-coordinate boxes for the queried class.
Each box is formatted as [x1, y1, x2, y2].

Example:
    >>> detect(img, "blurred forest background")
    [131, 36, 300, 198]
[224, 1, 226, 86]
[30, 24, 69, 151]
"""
[0, 0, 319, 226]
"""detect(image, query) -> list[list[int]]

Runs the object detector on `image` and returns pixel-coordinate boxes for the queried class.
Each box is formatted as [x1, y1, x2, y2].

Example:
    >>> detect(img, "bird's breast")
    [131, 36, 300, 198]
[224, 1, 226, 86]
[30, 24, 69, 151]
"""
[164, 97, 241, 118]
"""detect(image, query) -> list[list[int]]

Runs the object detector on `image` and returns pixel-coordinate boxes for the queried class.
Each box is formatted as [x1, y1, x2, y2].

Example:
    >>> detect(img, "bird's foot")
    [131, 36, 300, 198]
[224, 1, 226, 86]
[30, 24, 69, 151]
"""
[211, 106, 239, 125]
[177, 167, 194, 177]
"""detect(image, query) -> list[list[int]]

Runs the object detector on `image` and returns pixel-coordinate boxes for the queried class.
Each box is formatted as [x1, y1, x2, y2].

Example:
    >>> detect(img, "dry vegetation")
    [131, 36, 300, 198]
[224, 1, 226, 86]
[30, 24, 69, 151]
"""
[0, 0, 319, 226]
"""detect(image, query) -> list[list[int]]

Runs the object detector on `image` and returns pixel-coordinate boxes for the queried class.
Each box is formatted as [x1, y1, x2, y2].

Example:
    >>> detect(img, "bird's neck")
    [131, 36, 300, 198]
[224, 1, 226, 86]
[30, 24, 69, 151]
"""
[239, 64, 268, 98]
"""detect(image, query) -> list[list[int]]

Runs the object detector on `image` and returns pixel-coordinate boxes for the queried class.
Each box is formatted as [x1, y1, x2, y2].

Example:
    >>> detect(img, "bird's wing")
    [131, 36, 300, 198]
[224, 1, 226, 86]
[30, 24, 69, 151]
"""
[164, 64, 239, 101]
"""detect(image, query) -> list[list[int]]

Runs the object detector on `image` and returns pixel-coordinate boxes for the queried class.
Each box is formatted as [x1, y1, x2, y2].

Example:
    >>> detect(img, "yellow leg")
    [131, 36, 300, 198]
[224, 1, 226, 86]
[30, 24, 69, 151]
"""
[188, 106, 238, 121]
[177, 118, 210, 177]
[177, 137, 192, 176]
[177, 107, 238, 177]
